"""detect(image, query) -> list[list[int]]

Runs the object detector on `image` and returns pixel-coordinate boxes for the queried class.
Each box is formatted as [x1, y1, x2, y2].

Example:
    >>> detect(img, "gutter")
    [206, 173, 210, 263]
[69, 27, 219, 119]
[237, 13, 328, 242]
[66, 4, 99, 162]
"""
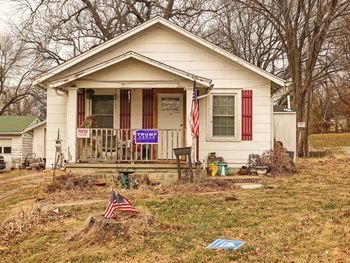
[54, 87, 68, 97]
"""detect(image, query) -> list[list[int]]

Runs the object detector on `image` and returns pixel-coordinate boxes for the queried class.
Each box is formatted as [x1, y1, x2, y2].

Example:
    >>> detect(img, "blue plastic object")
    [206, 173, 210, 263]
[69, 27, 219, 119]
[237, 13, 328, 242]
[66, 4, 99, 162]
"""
[207, 239, 245, 250]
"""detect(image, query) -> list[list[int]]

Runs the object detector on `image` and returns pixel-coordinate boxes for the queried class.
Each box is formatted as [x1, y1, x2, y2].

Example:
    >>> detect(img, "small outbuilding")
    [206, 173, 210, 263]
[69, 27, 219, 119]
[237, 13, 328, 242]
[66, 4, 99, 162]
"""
[0, 116, 44, 168]
[273, 106, 297, 160]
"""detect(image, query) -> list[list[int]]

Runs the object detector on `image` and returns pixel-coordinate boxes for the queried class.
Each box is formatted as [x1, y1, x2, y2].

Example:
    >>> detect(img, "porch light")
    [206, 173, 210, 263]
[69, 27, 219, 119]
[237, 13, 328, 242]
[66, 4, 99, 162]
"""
[86, 89, 95, 99]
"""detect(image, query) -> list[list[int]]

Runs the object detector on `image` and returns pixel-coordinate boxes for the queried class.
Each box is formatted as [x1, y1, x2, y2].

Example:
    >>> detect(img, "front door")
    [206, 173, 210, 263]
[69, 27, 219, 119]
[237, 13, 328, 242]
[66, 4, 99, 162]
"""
[157, 93, 184, 159]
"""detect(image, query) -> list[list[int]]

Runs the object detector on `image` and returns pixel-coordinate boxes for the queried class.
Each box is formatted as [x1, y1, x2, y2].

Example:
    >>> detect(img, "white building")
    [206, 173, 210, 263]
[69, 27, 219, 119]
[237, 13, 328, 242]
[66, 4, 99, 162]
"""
[0, 116, 45, 169]
[33, 17, 295, 169]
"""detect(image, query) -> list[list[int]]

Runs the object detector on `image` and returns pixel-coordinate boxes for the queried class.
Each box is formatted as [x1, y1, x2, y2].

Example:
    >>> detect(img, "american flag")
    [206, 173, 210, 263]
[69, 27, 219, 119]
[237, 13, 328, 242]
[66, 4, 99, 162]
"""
[191, 80, 199, 138]
[104, 190, 139, 219]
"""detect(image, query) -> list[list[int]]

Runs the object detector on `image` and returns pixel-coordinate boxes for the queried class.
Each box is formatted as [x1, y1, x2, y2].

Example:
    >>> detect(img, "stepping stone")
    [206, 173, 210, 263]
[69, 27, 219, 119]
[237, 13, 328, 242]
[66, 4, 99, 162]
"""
[236, 183, 264, 189]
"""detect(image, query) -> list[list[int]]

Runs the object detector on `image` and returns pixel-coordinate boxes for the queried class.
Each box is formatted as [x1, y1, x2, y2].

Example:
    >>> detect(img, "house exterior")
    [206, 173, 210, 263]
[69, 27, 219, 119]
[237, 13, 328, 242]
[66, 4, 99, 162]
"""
[25, 120, 47, 160]
[273, 106, 297, 160]
[0, 116, 41, 169]
[34, 17, 290, 169]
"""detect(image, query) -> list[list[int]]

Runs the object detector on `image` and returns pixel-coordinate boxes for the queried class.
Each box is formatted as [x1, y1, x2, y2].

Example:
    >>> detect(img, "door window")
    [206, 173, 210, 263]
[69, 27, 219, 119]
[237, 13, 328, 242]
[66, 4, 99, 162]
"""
[92, 95, 114, 128]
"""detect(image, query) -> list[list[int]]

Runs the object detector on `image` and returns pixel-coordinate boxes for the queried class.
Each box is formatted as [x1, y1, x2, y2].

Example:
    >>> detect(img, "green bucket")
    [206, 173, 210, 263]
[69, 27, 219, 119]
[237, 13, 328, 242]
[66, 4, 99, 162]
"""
[217, 162, 229, 176]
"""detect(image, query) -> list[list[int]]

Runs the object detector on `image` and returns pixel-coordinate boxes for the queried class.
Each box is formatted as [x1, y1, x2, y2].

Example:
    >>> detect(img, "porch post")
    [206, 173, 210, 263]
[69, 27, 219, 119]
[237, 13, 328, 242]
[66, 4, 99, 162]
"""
[185, 87, 193, 148]
[66, 87, 78, 163]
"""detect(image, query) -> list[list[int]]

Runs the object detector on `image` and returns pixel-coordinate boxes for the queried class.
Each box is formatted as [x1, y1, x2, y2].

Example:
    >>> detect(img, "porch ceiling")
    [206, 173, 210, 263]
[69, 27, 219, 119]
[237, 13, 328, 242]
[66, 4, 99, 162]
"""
[49, 51, 212, 89]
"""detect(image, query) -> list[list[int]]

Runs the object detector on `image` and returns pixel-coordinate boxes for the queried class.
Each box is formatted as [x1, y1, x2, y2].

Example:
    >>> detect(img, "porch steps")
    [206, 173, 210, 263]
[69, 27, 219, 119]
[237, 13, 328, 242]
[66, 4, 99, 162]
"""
[65, 163, 193, 185]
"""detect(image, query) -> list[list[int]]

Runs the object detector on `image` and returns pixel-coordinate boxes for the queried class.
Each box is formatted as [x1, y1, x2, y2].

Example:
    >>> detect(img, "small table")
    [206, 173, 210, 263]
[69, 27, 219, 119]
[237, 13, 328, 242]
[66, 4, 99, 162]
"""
[173, 147, 193, 182]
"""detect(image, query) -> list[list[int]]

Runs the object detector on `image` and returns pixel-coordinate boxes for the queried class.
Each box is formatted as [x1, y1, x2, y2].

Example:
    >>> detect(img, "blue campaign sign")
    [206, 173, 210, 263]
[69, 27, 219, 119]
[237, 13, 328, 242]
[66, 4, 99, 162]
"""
[135, 129, 158, 144]
[207, 239, 245, 250]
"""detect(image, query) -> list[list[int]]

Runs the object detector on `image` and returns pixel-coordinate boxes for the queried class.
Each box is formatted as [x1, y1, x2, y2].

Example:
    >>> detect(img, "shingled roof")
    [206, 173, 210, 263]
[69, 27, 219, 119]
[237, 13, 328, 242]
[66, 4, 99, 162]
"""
[0, 116, 37, 134]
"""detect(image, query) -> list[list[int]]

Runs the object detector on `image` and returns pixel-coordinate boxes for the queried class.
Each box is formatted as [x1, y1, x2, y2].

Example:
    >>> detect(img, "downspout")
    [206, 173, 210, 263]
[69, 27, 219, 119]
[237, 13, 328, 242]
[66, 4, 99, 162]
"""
[198, 83, 214, 100]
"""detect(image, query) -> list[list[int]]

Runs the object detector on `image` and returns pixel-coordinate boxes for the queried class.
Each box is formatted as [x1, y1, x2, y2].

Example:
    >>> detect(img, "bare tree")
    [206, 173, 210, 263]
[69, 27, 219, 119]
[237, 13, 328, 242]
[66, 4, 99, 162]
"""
[12, 0, 219, 65]
[208, 1, 285, 76]
[233, 0, 349, 156]
[0, 34, 46, 118]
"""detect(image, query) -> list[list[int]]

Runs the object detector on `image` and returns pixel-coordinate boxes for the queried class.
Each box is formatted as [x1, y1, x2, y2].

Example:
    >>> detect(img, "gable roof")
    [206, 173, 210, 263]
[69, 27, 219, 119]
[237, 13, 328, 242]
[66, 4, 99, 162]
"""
[24, 120, 46, 132]
[0, 116, 38, 135]
[33, 16, 286, 87]
[49, 51, 212, 88]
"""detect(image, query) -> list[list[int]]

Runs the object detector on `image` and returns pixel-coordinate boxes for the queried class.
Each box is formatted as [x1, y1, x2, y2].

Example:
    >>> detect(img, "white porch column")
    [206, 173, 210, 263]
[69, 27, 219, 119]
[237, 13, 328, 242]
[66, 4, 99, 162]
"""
[185, 87, 193, 147]
[66, 87, 78, 163]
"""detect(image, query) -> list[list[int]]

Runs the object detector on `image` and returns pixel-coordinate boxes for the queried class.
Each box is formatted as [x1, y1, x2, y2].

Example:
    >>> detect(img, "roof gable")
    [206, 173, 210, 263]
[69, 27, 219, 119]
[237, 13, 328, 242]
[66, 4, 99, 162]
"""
[50, 51, 212, 88]
[0, 116, 38, 134]
[34, 16, 285, 87]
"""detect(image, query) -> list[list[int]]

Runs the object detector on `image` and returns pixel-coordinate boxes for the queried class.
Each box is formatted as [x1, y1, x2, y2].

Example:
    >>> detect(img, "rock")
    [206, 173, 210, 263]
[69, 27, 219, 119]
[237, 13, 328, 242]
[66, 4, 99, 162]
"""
[236, 183, 264, 190]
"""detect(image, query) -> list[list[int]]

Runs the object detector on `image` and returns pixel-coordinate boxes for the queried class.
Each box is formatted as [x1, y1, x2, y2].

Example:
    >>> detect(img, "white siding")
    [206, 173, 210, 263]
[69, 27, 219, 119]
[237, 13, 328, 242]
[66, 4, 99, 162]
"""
[46, 87, 67, 168]
[21, 132, 33, 163]
[11, 136, 22, 163]
[46, 26, 273, 167]
[273, 112, 297, 160]
[33, 125, 46, 158]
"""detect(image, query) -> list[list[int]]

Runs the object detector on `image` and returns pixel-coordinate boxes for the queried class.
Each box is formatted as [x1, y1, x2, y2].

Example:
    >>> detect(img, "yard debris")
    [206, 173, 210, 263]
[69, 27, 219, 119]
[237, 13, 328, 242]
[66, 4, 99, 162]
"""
[259, 141, 296, 176]
[0, 205, 61, 244]
[44, 174, 92, 192]
[238, 166, 249, 175]
[71, 208, 155, 246]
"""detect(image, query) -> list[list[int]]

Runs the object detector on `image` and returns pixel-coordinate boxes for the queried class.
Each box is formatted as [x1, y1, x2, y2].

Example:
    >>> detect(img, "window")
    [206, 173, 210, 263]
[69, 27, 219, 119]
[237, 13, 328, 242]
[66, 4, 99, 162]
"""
[3, 147, 11, 154]
[212, 95, 235, 137]
[0, 147, 2, 154]
[92, 95, 114, 128]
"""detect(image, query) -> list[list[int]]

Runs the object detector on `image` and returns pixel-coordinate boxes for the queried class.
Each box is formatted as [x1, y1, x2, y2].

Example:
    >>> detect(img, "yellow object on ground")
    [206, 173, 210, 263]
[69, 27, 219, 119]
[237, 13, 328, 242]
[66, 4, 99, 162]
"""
[210, 162, 218, 176]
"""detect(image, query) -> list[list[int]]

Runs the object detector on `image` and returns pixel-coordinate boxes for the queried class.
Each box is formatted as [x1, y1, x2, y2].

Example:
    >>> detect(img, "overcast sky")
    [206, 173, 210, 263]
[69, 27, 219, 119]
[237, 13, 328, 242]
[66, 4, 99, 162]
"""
[0, 1, 15, 33]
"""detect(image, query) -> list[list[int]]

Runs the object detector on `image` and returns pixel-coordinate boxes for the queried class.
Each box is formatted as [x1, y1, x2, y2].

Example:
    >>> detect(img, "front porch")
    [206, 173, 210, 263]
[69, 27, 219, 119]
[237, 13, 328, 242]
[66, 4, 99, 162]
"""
[56, 52, 212, 165]
[76, 128, 184, 163]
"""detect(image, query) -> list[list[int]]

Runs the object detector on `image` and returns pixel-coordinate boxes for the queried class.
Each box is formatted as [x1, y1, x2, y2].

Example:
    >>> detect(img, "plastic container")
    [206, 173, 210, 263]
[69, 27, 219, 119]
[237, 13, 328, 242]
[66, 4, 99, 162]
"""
[217, 162, 229, 176]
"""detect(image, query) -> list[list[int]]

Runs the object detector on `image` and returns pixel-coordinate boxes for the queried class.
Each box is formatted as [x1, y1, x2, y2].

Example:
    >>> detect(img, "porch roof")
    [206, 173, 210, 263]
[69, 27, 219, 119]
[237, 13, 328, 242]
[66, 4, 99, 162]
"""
[49, 51, 212, 89]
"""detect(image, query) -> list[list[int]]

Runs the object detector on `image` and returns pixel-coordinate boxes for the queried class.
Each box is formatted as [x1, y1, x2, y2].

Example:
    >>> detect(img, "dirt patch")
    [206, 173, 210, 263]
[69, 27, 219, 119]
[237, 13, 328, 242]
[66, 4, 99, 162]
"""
[70, 208, 155, 247]
[152, 178, 237, 196]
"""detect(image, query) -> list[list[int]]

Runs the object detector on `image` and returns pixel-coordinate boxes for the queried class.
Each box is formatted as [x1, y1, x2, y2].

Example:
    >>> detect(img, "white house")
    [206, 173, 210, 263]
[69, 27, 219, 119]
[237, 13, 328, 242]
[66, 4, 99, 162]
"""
[33, 17, 294, 169]
[24, 120, 47, 160]
[0, 116, 44, 169]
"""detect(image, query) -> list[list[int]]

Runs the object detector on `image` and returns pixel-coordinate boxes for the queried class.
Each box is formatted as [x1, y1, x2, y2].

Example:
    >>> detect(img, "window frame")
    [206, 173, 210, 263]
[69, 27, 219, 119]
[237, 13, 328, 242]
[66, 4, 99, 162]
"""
[207, 91, 241, 142]
[3, 147, 12, 154]
[91, 94, 115, 129]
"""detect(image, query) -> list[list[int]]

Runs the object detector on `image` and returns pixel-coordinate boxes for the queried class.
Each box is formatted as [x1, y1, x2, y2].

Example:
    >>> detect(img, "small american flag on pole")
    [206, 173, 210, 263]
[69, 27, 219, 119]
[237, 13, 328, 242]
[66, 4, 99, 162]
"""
[104, 190, 139, 219]
[191, 80, 199, 138]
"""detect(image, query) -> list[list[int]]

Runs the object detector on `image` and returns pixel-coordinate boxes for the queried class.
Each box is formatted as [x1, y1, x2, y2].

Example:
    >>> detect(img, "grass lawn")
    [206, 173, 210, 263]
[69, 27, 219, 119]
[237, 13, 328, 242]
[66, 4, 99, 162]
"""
[1, 155, 350, 262]
[309, 132, 350, 149]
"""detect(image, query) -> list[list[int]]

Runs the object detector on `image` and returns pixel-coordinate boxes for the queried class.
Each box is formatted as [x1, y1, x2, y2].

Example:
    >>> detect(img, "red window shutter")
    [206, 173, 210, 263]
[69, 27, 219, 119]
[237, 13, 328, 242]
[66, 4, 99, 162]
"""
[242, 90, 253, 140]
[142, 90, 153, 128]
[77, 91, 85, 127]
[120, 90, 131, 129]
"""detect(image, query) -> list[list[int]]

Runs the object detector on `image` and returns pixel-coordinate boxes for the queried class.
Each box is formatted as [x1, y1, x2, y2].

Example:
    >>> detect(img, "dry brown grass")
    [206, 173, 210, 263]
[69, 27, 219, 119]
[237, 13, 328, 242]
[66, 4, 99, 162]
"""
[0, 153, 350, 262]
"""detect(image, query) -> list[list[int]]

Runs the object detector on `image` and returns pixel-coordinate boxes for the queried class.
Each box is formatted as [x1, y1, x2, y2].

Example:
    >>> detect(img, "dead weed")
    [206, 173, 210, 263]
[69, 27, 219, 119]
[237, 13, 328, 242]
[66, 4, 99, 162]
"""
[70, 207, 155, 247]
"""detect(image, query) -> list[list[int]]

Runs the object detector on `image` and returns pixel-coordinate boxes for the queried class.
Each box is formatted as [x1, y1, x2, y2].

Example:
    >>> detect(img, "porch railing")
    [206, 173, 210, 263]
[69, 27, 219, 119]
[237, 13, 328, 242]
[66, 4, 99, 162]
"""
[76, 128, 184, 162]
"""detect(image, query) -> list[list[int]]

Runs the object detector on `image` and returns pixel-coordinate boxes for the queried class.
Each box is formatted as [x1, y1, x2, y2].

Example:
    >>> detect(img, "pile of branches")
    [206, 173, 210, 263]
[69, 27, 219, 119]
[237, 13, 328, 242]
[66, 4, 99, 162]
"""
[0, 206, 59, 244]
[45, 174, 92, 193]
[260, 141, 296, 176]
